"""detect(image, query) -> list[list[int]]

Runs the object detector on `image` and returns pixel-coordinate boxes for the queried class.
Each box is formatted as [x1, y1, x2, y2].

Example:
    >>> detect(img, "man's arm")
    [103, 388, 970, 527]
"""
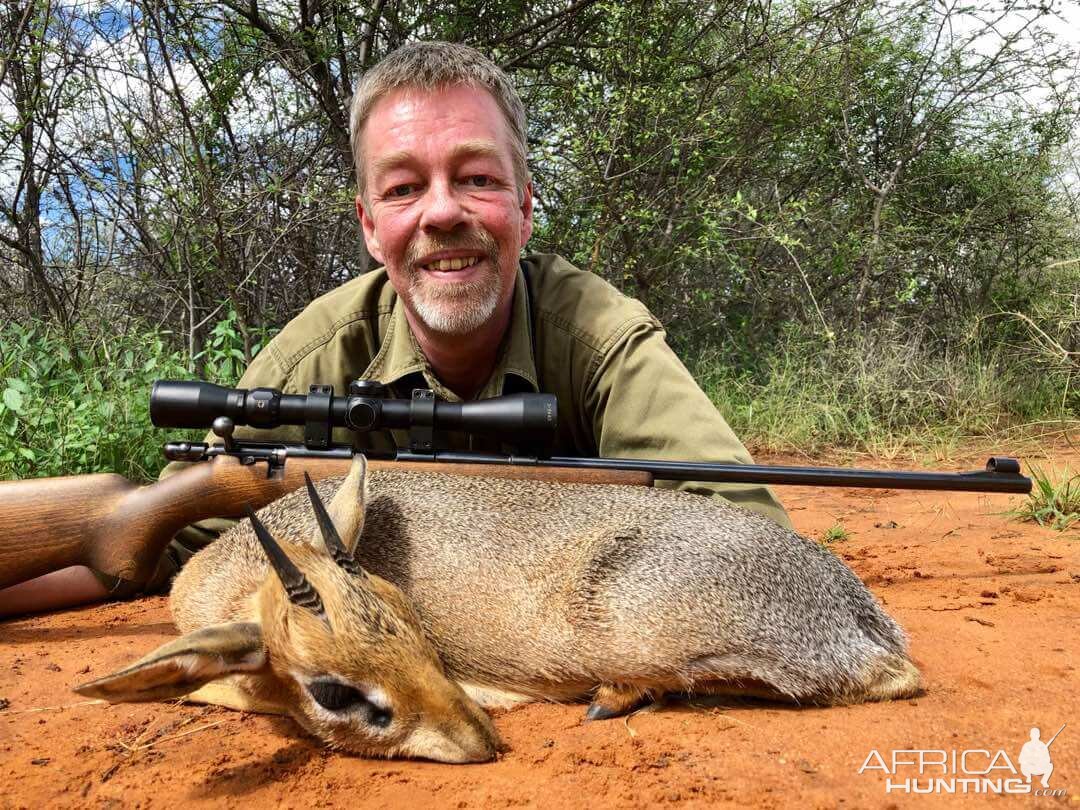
[0, 348, 294, 610]
[584, 319, 793, 529]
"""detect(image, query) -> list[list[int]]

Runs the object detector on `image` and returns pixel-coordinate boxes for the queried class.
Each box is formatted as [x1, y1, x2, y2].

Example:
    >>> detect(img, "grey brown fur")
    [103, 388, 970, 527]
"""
[176, 469, 919, 708]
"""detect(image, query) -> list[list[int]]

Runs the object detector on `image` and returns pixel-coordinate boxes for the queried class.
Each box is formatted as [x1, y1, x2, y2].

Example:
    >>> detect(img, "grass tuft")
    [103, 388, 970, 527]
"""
[0, 324, 191, 481]
[1009, 466, 1080, 531]
[820, 523, 850, 544]
[0, 311, 268, 481]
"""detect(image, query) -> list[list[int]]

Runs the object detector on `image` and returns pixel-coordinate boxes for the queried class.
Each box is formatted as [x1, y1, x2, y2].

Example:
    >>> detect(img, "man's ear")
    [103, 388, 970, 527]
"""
[519, 181, 534, 246]
[73, 623, 266, 703]
[356, 195, 384, 264]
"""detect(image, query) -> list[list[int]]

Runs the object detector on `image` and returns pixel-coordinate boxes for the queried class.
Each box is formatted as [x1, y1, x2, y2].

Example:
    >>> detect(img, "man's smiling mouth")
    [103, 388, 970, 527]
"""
[420, 256, 481, 272]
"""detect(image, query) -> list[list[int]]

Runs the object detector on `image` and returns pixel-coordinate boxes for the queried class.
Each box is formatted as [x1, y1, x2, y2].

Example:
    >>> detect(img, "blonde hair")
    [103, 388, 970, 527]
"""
[349, 42, 530, 199]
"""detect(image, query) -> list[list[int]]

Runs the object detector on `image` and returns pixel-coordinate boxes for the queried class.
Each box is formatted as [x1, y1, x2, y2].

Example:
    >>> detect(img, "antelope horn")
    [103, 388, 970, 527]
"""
[304, 472, 366, 578]
[245, 505, 326, 616]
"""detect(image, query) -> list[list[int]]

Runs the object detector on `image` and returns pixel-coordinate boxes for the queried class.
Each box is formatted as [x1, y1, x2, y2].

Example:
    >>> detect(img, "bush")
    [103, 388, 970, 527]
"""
[0, 324, 191, 481]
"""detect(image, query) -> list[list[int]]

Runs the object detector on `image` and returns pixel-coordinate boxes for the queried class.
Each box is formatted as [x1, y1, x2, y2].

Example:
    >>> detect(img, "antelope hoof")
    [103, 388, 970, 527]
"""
[585, 683, 651, 721]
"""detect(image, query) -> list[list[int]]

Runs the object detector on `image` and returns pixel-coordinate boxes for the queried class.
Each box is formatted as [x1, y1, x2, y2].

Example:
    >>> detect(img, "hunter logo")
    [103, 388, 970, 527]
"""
[859, 723, 1067, 796]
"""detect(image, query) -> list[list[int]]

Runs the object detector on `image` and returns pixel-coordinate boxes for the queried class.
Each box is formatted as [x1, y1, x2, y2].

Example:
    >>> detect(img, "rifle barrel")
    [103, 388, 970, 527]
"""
[181, 443, 1032, 494]
[414, 453, 1031, 493]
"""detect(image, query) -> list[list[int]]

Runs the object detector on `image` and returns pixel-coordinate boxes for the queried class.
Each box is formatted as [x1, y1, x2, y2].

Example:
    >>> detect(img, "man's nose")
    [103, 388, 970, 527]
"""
[419, 180, 467, 232]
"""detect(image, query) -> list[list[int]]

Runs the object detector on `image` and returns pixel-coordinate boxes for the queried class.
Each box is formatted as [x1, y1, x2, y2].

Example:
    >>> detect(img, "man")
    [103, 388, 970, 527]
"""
[0, 41, 788, 612]
[1018, 727, 1055, 789]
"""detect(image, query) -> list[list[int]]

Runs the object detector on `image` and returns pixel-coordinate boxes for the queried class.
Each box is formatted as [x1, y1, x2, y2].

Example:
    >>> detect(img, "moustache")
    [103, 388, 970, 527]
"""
[405, 230, 500, 270]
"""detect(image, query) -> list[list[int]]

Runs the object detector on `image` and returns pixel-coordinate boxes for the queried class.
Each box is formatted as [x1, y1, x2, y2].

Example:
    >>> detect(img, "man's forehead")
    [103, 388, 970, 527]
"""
[370, 140, 504, 175]
[362, 84, 512, 153]
[368, 84, 500, 129]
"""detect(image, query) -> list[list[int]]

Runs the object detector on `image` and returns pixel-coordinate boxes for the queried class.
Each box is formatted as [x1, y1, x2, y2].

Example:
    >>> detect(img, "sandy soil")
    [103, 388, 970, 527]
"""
[2, 447, 1078, 808]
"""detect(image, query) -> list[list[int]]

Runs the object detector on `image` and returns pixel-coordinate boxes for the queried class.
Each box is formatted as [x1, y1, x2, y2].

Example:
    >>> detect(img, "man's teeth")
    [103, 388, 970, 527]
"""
[425, 256, 479, 271]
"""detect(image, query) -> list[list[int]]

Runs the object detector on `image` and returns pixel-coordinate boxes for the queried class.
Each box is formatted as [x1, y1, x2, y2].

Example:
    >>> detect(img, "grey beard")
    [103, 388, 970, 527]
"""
[401, 229, 504, 335]
[408, 277, 502, 335]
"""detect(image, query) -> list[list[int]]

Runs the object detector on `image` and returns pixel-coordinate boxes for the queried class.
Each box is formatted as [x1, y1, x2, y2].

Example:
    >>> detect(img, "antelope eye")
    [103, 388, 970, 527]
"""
[305, 681, 395, 727]
[367, 705, 393, 728]
[307, 680, 364, 712]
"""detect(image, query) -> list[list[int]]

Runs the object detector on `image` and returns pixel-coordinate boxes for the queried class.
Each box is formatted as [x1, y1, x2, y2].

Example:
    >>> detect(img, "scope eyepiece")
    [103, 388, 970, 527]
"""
[150, 381, 248, 429]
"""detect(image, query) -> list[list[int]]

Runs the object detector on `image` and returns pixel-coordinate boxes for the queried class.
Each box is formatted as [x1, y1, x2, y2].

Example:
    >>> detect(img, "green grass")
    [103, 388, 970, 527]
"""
[1009, 466, 1080, 531]
[0, 305, 276, 481]
[689, 325, 1073, 457]
[820, 523, 850, 544]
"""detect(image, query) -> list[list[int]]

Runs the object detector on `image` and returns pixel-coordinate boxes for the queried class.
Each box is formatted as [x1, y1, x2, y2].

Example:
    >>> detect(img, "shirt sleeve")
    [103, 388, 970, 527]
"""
[583, 318, 792, 529]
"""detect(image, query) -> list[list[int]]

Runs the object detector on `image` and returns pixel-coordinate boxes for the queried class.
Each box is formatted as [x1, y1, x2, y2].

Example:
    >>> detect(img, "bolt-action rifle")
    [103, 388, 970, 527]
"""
[0, 379, 1032, 593]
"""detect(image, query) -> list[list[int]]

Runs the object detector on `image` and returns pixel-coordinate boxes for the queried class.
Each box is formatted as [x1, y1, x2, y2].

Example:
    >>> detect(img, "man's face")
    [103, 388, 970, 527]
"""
[356, 84, 533, 335]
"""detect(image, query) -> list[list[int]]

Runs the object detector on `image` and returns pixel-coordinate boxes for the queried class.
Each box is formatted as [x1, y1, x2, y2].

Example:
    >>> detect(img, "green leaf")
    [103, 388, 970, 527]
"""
[3, 388, 23, 413]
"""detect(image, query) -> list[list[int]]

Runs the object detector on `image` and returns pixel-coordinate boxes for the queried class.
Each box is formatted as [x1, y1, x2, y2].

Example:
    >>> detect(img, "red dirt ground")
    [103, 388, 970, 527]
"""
[2, 446, 1078, 808]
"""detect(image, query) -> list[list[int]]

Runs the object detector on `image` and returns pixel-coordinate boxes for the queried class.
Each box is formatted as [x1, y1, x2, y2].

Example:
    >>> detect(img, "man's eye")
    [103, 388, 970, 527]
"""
[387, 184, 415, 197]
[307, 680, 364, 712]
[467, 175, 491, 187]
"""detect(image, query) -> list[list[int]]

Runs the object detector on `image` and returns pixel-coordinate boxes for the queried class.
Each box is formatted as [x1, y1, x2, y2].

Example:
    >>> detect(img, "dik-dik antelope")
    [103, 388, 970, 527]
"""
[78, 455, 919, 762]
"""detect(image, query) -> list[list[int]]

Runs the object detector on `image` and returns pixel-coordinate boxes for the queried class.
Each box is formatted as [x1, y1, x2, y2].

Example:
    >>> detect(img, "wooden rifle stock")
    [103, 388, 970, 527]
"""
[0, 457, 652, 590]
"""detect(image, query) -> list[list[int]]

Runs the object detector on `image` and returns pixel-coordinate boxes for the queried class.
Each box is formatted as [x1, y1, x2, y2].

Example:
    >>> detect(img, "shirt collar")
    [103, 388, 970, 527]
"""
[361, 263, 538, 402]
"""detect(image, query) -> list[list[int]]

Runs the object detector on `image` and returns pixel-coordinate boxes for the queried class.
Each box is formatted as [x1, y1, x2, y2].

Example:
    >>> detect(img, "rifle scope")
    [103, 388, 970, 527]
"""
[150, 380, 558, 443]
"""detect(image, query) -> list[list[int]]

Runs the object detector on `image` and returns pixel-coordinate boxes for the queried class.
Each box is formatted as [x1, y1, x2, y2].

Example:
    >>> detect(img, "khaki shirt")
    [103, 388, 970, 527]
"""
[158, 253, 789, 583]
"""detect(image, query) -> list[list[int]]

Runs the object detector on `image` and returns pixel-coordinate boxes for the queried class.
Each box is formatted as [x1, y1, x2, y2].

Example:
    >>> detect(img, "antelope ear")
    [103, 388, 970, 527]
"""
[326, 454, 368, 553]
[73, 622, 266, 703]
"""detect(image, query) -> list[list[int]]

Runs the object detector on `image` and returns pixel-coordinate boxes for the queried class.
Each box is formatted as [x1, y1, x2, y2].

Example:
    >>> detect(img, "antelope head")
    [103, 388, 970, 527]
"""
[75, 456, 502, 763]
